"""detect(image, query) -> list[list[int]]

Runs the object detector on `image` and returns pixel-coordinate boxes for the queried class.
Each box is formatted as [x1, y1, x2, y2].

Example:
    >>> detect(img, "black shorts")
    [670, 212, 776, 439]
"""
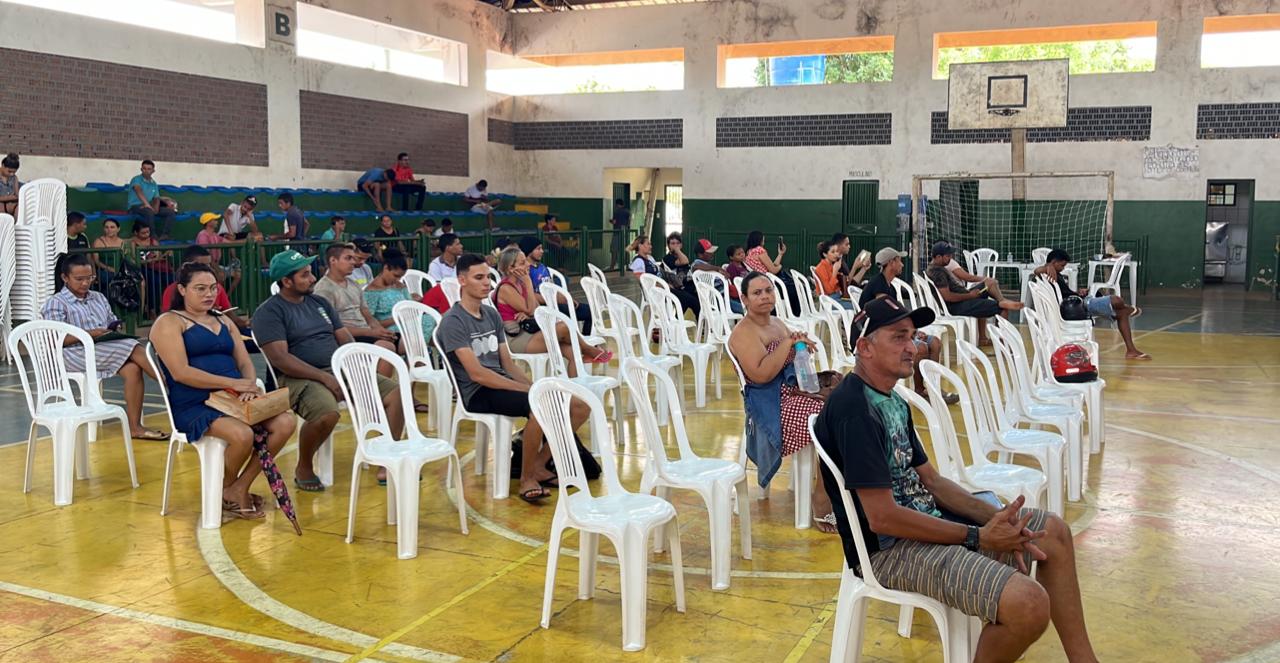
[466, 387, 531, 418]
[949, 296, 1001, 318]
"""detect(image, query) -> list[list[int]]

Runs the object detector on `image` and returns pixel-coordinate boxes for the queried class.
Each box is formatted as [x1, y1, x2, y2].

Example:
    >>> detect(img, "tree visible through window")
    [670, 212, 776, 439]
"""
[936, 40, 1154, 78]
[752, 52, 894, 86]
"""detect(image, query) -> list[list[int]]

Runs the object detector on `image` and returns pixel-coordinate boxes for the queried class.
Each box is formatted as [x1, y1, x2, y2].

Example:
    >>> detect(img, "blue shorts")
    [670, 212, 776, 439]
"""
[1085, 296, 1115, 318]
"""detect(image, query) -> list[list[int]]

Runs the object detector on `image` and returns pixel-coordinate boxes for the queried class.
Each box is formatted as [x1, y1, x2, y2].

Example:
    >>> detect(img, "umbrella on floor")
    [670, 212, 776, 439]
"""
[252, 426, 302, 536]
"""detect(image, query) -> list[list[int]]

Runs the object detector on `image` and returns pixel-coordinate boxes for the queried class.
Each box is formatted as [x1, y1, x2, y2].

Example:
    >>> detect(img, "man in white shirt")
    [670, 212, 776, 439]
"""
[428, 233, 463, 281]
[219, 195, 261, 239]
[463, 180, 501, 230]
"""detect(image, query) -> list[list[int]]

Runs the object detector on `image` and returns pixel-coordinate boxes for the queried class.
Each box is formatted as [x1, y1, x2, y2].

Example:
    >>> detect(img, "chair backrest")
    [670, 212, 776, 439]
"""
[725, 339, 749, 393]
[890, 277, 920, 309]
[402, 269, 433, 298]
[1021, 308, 1056, 382]
[765, 273, 794, 322]
[893, 382, 961, 481]
[539, 281, 583, 332]
[817, 296, 854, 368]
[808, 266, 823, 295]
[809, 414, 888, 590]
[249, 328, 283, 387]
[733, 276, 744, 299]
[694, 280, 732, 344]
[431, 319, 472, 414]
[487, 266, 501, 285]
[989, 319, 1041, 405]
[972, 248, 999, 265]
[546, 267, 568, 289]
[17, 178, 68, 252]
[144, 343, 181, 434]
[654, 289, 694, 346]
[270, 281, 281, 296]
[587, 263, 607, 284]
[916, 275, 953, 317]
[622, 358, 698, 476]
[961, 250, 976, 275]
[529, 378, 624, 497]
[536, 306, 587, 378]
[985, 323, 1030, 413]
[7, 320, 96, 418]
[790, 269, 819, 317]
[332, 342, 419, 446]
[956, 338, 1014, 433]
[1031, 247, 1052, 267]
[606, 294, 639, 362]
[1099, 253, 1130, 291]
[918, 359, 995, 472]
[440, 277, 461, 307]
[846, 285, 862, 305]
[392, 300, 442, 371]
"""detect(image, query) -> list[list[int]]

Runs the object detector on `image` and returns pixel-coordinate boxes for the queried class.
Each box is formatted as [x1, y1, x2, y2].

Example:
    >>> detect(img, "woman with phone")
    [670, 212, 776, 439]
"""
[43, 254, 169, 442]
[150, 262, 296, 520]
[743, 230, 802, 315]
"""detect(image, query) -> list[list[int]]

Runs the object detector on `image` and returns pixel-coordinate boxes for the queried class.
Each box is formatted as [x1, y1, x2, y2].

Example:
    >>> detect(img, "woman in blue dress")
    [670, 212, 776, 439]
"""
[149, 262, 296, 520]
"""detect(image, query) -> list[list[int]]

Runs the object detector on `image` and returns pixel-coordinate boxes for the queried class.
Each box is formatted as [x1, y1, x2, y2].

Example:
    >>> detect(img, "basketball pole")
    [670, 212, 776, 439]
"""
[1011, 128, 1027, 200]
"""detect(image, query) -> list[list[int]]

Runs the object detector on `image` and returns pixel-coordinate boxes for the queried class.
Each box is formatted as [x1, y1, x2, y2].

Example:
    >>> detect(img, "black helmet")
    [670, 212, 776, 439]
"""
[1059, 295, 1089, 321]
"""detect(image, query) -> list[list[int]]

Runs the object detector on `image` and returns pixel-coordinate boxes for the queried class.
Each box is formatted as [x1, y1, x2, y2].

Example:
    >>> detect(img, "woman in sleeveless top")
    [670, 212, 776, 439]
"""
[728, 272, 838, 533]
[149, 262, 296, 520]
[492, 246, 610, 375]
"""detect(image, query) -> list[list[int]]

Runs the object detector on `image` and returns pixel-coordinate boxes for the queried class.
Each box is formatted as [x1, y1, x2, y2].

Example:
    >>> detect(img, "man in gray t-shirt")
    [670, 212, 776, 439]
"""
[254, 250, 402, 490]
[437, 253, 590, 502]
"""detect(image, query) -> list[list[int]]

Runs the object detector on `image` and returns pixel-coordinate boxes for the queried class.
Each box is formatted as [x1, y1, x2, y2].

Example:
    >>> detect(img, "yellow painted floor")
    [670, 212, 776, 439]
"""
[1, 325, 1279, 662]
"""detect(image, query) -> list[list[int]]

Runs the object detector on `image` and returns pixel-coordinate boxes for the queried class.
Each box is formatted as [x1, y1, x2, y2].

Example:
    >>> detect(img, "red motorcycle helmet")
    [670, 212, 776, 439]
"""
[1051, 343, 1098, 383]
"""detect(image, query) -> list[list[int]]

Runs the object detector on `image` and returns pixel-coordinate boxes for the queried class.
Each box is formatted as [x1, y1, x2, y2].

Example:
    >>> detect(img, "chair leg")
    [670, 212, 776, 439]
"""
[345, 458, 363, 543]
[450, 456, 469, 535]
[23, 422, 37, 494]
[897, 604, 915, 637]
[829, 587, 867, 663]
[194, 437, 227, 530]
[120, 417, 138, 488]
[578, 531, 598, 600]
[492, 418, 513, 500]
[617, 529, 651, 651]
[735, 477, 753, 560]
[794, 446, 813, 530]
[708, 483, 732, 590]
[52, 422, 76, 507]
[393, 460, 423, 560]
[668, 519, 686, 613]
[314, 435, 334, 487]
[1047, 451, 1065, 516]
[692, 353, 708, 408]
[74, 424, 89, 481]
[652, 485, 670, 553]
[160, 436, 179, 516]
[1066, 419, 1083, 502]
[541, 524, 565, 629]
[473, 418, 489, 477]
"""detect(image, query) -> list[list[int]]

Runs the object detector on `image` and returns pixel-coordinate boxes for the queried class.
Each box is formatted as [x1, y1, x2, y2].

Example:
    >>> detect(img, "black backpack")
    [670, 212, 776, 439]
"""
[1059, 295, 1089, 321]
[107, 259, 144, 312]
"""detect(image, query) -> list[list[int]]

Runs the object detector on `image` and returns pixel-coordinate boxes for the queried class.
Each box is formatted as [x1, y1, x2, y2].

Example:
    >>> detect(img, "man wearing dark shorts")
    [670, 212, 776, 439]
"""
[436, 253, 590, 503]
[815, 297, 1098, 663]
[254, 250, 403, 491]
[926, 241, 1001, 345]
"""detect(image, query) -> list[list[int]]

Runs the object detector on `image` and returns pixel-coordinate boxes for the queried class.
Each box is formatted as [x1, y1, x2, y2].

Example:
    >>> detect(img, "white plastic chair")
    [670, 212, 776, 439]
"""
[846, 285, 863, 306]
[956, 340, 1067, 515]
[147, 344, 230, 530]
[692, 271, 741, 342]
[1024, 309, 1106, 454]
[725, 344, 815, 529]
[608, 294, 683, 423]
[810, 416, 978, 663]
[1031, 247, 1052, 267]
[1087, 252, 1130, 299]
[766, 273, 820, 337]
[624, 358, 752, 591]
[915, 364, 1048, 508]
[269, 281, 281, 296]
[251, 328, 336, 487]
[971, 248, 999, 279]
[582, 276, 637, 361]
[0, 214, 14, 365]
[988, 322, 1086, 501]
[391, 301, 452, 433]
[16, 177, 69, 252]
[432, 325, 520, 499]
[915, 276, 972, 364]
[439, 277, 461, 307]
[1028, 278, 1097, 357]
[587, 262, 607, 284]
[402, 269, 434, 299]
[333, 344, 468, 559]
[534, 306, 623, 450]
[8, 320, 138, 506]
[546, 266, 569, 289]
[487, 266, 501, 286]
[816, 296, 857, 373]
[532, 378, 686, 652]
[652, 289, 720, 407]
[638, 273, 696, 343]
[541, 281, 604, 347]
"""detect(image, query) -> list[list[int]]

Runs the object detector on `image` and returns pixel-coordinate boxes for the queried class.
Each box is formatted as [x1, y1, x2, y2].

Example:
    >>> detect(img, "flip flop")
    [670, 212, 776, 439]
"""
[518, 487, 550, 503]
[1126, 352, 1153, 361]
[222, 498, 265, 520]
[812, 513, 838, 533]
[414, 403, 431, 413]
[1130, 306, 1143, 319]
[293, 476, 325, 492]
[589, 350, 614, 365]
[133, 429, 169, 441]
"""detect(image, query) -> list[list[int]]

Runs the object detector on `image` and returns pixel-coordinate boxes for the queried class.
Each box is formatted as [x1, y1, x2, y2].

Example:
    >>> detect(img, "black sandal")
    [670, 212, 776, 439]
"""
[519, 487, 549, 503]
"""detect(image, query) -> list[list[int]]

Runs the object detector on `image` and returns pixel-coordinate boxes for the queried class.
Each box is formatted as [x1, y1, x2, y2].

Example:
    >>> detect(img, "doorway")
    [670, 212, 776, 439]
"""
[1203, 179, 1254, 286]
[664, 185, 684, 236]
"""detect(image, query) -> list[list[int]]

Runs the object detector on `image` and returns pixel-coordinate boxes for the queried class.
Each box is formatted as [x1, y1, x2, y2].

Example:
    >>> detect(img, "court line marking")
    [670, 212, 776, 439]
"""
[1108, 424, 1280, 485]
[781, 593, 840, 663]
[1103, 313, 1201, 353]
[195, 528, 460, 662]
[345, 544, 550, 662]
[1107, 407, 1280, 425]
[0, 580, 356, 662]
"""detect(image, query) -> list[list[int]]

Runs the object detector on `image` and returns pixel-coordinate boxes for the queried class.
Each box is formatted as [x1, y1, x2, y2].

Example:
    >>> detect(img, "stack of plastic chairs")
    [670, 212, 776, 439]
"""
[0, 214, 14, 363]
[11, 179, 67, 324]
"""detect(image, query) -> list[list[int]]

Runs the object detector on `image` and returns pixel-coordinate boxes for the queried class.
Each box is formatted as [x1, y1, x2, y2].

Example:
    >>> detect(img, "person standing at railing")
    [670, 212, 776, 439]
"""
[274, 193, 308, 247]
[609, 198, 631, 273]
[42, 254, 169, 441]
[126, 159, 177, 240]
[428, 233, 463, 281]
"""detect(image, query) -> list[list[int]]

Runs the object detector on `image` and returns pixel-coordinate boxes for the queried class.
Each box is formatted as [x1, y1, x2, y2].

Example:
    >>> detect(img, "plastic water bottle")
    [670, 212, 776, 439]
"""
[794, 341, 820, 393]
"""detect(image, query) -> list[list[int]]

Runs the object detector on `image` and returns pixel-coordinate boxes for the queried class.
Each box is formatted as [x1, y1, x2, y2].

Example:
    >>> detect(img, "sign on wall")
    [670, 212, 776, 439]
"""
[266, 3, 296, 46]
[1143, 145, 1200, 179]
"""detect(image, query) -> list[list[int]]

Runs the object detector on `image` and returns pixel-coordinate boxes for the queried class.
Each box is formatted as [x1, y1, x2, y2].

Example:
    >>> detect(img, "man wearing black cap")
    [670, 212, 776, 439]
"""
[925, 241, 1003, 345]
[815, 297, 1096, 663]
[519, 235, 593, 335]
[858, 248, 954, 404]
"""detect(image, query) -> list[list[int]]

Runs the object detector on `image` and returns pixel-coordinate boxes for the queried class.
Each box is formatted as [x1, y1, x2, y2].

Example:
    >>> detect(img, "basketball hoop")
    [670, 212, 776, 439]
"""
[988, 108, 1021, 116]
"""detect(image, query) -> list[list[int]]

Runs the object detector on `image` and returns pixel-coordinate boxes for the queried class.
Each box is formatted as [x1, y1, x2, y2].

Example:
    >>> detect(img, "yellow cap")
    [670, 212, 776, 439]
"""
[199, 212, 220, 226]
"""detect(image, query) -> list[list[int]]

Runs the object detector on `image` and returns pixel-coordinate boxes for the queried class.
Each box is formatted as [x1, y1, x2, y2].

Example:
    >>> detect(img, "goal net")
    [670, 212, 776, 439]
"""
[912, 171, 1113, 275]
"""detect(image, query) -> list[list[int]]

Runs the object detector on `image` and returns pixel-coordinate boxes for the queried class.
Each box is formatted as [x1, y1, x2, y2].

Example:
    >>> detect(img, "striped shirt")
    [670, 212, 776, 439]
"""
[40, 288, 139, 377]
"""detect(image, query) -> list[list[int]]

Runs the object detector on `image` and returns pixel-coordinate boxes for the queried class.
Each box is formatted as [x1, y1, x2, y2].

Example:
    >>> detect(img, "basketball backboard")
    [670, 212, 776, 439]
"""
[947, 59, 1069, 129]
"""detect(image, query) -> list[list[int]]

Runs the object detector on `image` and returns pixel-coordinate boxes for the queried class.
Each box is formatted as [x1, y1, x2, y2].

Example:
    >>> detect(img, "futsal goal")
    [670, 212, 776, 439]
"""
[911, 170, 1114, 270]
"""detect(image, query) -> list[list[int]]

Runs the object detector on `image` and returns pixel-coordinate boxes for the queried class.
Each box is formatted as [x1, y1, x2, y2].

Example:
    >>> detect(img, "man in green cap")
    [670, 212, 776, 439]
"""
[253, 250, 403, 492]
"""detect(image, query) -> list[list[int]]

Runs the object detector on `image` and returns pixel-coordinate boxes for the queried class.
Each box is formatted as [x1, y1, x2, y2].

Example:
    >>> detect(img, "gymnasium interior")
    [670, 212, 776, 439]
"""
[0, 0, 1278, 661]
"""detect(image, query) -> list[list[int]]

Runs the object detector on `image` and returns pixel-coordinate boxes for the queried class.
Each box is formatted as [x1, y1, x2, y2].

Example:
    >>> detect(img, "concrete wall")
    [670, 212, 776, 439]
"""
[0, 0, 513, 193]
[509, 0, 1280, 203]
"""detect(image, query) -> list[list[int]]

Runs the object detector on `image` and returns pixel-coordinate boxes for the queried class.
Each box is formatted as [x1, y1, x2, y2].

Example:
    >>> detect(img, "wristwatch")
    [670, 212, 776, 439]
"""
[963, 525, 980, 552]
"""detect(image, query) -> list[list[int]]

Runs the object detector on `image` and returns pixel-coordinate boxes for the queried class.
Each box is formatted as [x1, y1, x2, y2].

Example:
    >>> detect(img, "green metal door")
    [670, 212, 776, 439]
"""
[841, 180, 879, 234]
